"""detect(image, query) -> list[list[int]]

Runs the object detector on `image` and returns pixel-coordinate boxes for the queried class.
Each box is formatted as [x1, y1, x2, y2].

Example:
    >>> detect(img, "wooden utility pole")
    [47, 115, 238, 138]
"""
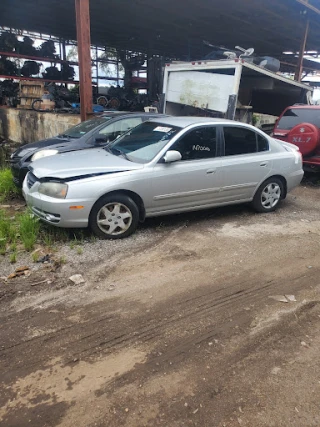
[75, 0, 93, 121]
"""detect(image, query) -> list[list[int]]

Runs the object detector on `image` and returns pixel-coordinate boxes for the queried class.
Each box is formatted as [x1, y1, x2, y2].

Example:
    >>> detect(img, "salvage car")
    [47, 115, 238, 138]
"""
[23, 117, 304, 239]
[10, 111, 164, 187]
[273, 104, 320, 172]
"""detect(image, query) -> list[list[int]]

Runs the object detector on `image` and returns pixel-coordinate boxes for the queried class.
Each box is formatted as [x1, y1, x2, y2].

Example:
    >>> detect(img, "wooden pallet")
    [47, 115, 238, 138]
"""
[17, 80, 44, 110]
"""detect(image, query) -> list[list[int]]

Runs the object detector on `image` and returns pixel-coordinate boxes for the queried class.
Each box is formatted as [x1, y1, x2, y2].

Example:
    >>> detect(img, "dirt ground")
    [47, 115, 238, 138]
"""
[1, 183, 320, 427]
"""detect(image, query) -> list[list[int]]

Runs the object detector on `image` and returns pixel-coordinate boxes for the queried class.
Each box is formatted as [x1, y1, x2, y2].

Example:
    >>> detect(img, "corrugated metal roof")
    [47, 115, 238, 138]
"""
[0, 0, 319, 59]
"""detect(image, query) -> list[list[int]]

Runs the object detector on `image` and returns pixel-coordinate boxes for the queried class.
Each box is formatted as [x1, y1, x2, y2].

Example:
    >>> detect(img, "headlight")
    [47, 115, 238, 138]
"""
[38, 182, 68, 199]
[31, 149, 59, 162]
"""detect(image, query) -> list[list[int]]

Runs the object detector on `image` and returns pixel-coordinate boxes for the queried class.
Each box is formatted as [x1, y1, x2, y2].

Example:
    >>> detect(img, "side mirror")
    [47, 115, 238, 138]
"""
[95, 136, 108, 144]
[163, 150, 182, 163]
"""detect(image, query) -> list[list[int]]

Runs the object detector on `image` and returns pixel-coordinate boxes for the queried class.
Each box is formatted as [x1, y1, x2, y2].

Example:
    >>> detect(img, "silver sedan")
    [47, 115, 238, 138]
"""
[23, 117, 304, 239]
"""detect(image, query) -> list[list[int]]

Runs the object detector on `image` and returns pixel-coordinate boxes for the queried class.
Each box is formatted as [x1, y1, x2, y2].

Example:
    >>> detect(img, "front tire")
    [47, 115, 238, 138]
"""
[89, 194, 139, 239]
[252, 177, 284, 213]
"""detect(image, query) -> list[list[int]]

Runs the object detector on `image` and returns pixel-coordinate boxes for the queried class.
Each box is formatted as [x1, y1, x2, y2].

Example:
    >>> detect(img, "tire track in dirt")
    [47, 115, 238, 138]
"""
[1, 264, 318, 381]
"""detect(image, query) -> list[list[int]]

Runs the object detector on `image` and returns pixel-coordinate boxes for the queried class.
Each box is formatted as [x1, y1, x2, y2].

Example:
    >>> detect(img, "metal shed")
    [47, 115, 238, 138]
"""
[1, 0, 319, 119]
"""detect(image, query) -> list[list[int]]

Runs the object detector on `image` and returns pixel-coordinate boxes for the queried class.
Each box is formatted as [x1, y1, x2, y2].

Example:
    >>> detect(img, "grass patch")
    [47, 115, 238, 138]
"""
[18, 210, 40, 251]
[0, 209, 17, 243]
[0, 168, 20, 202]
[0, 171, 91, 260]
[39, 223, 71, 248]
[10, 242, 17, 252]
[0, 209, 17, 254]
[32, 251, 40, 263]
[0, 238, 6, 255]
[10, 252, 17, 263]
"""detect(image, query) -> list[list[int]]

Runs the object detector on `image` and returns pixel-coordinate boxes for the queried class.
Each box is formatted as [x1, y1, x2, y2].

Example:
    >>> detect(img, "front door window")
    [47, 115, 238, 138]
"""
[170, 126, 217, 160]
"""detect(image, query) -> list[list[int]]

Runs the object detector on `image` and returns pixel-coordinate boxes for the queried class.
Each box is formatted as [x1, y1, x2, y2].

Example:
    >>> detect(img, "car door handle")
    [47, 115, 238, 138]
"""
[206, 169, 216, 174]
[260, 162, 268, 167]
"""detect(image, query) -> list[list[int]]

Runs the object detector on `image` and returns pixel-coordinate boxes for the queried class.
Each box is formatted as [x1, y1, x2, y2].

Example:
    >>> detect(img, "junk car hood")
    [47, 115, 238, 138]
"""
[13, 137, 68, 158]
[29, 148, 143, 179]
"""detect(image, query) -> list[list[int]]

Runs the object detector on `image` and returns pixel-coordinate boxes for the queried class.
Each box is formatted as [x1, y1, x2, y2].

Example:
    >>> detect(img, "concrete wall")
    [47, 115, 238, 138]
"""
[0, 108, 81, 143]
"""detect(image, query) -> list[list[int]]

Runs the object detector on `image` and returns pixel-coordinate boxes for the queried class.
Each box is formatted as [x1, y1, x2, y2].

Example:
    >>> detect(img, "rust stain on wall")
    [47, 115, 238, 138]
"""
[0, 109, 80, 143]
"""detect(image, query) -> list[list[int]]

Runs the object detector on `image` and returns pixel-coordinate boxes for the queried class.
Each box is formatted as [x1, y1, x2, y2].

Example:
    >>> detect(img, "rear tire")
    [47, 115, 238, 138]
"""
[252, 177, 284, 213]
[89, 194, 139, 239]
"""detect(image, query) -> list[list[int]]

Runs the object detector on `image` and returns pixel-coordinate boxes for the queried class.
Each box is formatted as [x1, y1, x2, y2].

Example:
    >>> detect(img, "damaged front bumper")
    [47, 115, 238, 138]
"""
[22, 176, 91, 229]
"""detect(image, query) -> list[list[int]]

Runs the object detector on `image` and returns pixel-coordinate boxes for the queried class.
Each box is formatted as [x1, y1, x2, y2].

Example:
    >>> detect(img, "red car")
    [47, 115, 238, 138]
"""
[273, 105, 320, 172]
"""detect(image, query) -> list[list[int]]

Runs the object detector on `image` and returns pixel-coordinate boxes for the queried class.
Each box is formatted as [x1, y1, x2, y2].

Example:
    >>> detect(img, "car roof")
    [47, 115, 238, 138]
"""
[148, 116, 240, 128]
[100, 111, 167, 118]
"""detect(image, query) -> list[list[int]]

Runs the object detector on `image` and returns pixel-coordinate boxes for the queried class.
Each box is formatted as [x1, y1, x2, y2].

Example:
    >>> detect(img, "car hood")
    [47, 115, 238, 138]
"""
[13, 137, 76, 157]
[29, 148, 143, 179]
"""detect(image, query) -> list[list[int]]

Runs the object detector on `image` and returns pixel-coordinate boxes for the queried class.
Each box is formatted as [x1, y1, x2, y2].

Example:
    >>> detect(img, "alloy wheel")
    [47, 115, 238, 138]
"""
[97, 202, 133, 236]
[261, 183, 281, 209]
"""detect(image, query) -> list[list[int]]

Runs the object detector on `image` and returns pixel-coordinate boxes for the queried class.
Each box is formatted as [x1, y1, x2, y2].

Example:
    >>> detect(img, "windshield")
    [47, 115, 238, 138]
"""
[107, 121, 182, 163]
[60, 116, 113, 138]
[277, 108, 320, 130]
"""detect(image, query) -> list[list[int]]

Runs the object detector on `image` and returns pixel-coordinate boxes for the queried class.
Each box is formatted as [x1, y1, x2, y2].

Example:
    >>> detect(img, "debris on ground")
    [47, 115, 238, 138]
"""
[268, 295, 297, 303]
[268, 295, 289, 303]
[7, 265, 30, 279]
[69, 274, 85, 285]
[30, 279, 51, 287]
[271, 367, 281, 375]
[285, 294, 297, 302]
[37, 254, 52, 263]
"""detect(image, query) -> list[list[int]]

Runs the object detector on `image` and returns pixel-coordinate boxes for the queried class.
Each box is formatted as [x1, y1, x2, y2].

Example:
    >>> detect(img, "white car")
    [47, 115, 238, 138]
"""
[23, 117, 304, 239]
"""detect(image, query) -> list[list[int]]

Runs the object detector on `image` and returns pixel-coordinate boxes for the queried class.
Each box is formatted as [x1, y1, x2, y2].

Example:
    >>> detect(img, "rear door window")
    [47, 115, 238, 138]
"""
[257, 134, 269, 152]
[277, 108, 320, 130]
[223, 126, 268, 156]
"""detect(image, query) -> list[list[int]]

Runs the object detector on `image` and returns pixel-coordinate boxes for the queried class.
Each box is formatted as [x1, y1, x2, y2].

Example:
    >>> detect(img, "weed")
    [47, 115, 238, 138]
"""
[60, 256, 67, 264]
[32, 251, 40, 263]
[0, 184, 90, 258]
[76, 247, 83, 255]
[0, 209, 17, 243]
[10, 242, 17, 252]
[18, 210, 40, 251]
[0, 169, 20, 202]
[39, 224, 69, 248]
[43, 233, 54, 249]
[10, 252, 17, 263]
[0, 238, 6, 255]
[0, 209, 16, 256]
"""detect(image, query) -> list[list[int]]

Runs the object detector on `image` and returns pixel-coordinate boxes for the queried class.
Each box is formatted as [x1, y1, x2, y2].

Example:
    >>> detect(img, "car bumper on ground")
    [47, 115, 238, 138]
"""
[23, 179, 92, 228]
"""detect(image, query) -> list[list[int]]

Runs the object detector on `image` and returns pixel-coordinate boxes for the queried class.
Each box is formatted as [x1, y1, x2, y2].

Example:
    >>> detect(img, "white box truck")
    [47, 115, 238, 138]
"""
[162, 58, 313, 126]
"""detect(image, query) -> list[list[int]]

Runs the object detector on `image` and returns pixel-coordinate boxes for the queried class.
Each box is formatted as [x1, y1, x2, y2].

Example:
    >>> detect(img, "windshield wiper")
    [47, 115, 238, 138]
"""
[110, 147, 130, 160]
